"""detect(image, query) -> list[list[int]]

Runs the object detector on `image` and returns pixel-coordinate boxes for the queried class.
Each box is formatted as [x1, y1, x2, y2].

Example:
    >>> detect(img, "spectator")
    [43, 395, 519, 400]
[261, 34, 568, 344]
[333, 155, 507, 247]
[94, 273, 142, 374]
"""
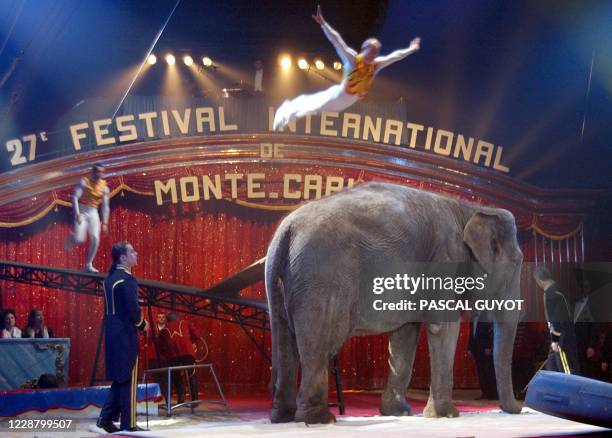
[24, 309, 54, 338]
[1, 309, 21, 338]
[599, 324, 612, 383]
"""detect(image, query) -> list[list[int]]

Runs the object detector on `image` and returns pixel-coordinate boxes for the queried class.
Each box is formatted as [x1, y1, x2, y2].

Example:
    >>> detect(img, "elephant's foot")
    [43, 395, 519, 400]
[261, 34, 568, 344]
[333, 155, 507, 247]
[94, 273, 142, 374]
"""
[270, 398, 297, 423]
[380, 393, 413, 416]
[270, 406, 296, 423]
[295, 406, 336, 424]
[500, 398, 522, 414]
[423, 399, 459, 418]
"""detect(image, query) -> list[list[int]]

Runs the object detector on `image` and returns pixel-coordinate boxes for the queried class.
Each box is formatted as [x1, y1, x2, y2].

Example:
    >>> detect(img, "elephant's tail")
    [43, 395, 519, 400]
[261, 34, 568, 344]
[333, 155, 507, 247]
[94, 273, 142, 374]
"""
[265, 221, 292, 394]
[265, 221, 291, 313]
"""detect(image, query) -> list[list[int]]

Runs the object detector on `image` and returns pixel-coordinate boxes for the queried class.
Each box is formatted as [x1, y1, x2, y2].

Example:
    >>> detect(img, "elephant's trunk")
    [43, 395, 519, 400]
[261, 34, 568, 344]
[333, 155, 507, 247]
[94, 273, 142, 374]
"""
[492, 268, 522, 414]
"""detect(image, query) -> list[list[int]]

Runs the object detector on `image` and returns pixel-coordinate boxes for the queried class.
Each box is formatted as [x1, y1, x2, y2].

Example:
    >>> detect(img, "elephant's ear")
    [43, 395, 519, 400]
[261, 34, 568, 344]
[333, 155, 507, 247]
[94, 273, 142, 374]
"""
[463, 212, 501, 274]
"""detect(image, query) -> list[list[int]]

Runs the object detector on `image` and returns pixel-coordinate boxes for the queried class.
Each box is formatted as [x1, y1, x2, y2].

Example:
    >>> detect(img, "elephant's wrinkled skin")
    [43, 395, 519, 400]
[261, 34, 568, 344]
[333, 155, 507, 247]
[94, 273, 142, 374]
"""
[265, 182, 523, 423]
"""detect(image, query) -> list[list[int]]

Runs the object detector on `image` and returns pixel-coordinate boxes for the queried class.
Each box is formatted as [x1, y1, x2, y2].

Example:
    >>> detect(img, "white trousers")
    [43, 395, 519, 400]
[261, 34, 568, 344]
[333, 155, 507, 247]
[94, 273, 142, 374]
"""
[72, 204, 100, 267]
[273, 84, 359, 130]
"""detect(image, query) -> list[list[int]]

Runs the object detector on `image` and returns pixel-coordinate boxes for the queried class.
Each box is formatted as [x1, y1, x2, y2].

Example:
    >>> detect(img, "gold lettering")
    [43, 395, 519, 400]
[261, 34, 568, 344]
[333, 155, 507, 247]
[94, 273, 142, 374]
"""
[155, 179, 178, 205]
[70, 122, 89, 150]
[247, 173, 266, 198]
[320, 112, 339, 136]
[180, 176, 200, 202]
[342, 113, 361, 139]
[283, 174, 302, 199]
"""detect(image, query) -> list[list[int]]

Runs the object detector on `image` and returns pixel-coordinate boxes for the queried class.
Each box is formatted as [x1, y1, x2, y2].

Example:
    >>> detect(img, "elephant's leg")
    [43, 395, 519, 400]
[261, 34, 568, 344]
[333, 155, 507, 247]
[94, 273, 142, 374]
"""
[380, 322, 421, 416]
[270, 312, 299, 423]
[292, 303, 348, 424]
[294, 350, 336, 424]
[423, 321, 460, 418]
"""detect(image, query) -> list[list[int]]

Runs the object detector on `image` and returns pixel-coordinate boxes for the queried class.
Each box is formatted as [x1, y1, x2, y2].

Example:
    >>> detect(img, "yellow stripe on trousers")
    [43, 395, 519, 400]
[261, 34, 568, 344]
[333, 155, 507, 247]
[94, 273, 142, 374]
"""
[558, 348, 571, 374]
[131, 356, 139, 428]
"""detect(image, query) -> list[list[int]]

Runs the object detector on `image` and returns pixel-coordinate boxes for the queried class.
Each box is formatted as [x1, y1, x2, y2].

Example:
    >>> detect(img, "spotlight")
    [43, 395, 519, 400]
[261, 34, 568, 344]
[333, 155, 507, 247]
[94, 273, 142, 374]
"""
[333, 61, 342, 70]
[314, 59, 324, 70]
[165, 54, 175, 65]
[183, 55, 193, 66]
[202, 56, 213, 67]
[279, 55, 291, 71]
[297, 58, 309, 70]
[147, 54, 157, 65]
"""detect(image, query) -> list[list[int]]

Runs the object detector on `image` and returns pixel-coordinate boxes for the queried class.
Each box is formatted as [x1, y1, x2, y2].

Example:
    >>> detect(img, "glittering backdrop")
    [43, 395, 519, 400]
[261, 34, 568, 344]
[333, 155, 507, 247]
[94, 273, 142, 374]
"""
[0, 164, 582, 393]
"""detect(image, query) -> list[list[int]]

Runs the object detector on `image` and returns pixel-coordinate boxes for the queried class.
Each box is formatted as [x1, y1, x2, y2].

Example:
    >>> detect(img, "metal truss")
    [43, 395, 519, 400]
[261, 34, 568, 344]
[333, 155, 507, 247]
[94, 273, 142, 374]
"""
[0, 259, 271, 375]
[0, 260, 268, 328]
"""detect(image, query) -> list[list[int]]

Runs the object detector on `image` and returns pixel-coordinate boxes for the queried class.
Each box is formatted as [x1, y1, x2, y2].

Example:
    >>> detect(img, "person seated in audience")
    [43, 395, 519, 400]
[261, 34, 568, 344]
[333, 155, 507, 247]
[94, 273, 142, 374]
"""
[1, 309, 21, 338]
[599, 324, 612, 383]
[24, 309, 54, 338]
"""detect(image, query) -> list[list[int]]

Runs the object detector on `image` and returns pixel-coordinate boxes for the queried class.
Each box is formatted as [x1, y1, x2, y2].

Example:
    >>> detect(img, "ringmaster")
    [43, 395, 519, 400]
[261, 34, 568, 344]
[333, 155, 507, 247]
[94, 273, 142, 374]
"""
[96, 241, 148, 433]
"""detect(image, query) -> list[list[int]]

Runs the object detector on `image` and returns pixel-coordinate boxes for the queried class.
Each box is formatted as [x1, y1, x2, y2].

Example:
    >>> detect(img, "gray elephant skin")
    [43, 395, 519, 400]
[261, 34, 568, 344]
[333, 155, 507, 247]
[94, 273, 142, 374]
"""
[265, 181, 523, 423]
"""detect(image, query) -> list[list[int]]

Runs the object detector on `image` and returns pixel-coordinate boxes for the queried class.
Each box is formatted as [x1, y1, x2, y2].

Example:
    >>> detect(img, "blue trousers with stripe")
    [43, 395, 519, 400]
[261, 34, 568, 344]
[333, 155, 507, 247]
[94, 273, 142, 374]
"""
[99, 356, 139, 430]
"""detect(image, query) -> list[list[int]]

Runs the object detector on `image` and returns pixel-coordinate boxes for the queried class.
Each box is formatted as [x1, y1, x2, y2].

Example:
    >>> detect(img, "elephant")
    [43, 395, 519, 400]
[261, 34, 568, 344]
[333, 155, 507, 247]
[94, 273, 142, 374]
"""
[265, 181, 523, 424]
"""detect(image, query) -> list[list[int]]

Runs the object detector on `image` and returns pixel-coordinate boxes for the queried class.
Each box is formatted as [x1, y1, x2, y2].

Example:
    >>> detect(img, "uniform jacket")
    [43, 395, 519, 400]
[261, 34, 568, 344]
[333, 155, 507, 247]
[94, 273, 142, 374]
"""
[103, 266, 144, 382]
[543, 282, 574, 345]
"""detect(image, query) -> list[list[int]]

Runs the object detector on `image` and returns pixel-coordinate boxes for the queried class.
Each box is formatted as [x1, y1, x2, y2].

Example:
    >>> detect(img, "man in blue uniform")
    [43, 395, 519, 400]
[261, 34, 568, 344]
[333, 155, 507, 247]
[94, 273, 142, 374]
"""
[96, 241, 148, 433]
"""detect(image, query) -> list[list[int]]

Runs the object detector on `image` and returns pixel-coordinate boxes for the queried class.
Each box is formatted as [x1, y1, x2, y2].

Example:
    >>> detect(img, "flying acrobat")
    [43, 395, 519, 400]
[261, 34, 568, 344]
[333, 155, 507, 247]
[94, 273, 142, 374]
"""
[273, 5, 420, 131]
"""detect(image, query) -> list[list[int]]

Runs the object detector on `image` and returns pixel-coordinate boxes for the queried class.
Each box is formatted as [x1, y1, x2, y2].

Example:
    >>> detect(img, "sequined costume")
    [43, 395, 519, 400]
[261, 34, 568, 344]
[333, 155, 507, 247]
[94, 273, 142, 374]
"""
[273, 21, 419, 130]
[65, 176, 109, 272]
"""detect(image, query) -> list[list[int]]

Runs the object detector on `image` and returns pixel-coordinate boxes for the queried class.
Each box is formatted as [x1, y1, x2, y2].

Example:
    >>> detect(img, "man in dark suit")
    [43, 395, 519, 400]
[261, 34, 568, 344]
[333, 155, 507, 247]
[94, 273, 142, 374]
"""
[468, 316, 498, 400]
[534, 266, 580, 375]
[96, 242, 148, 433]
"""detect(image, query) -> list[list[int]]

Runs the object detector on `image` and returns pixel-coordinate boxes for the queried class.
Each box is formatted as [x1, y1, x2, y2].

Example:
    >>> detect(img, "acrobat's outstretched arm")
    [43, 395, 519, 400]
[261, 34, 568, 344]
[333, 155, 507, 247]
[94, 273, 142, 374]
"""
[313, 5, 356, 66]
[375, 37, 421, 72]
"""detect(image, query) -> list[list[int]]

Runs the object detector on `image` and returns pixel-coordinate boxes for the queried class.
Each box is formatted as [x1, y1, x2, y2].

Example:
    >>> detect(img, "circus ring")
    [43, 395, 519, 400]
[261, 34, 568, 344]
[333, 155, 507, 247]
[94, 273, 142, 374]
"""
[0, 134, 606, 437]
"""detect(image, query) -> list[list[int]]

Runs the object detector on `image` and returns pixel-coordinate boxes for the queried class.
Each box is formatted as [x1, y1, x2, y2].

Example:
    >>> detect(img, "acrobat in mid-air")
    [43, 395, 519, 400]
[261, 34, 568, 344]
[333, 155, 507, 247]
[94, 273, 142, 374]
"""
[65, 164, 109, 272]
[273, 5, 420, 131]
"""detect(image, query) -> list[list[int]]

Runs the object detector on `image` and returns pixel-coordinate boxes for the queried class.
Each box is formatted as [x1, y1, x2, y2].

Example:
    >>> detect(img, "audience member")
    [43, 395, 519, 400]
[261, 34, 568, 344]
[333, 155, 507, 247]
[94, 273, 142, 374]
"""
[1, 309, 21, 338]
[24, 309, 54, 338]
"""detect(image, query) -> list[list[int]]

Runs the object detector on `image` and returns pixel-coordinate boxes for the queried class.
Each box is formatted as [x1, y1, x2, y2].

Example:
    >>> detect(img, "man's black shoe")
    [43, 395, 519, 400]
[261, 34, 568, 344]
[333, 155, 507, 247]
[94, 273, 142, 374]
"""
[96, 419, 120, 433]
